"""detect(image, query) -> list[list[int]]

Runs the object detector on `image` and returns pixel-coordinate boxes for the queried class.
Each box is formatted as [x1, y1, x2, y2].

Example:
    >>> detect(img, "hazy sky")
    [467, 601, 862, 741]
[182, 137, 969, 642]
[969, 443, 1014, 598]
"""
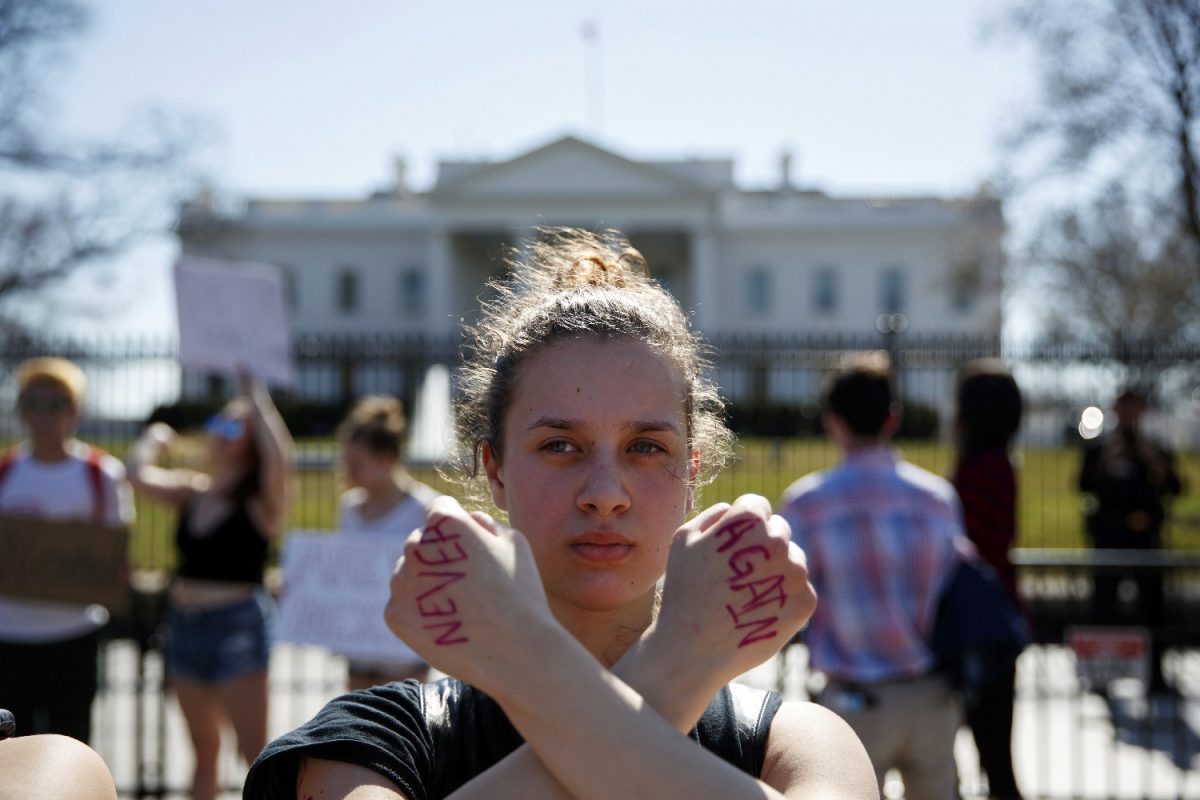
[47, 0, 1037, 334]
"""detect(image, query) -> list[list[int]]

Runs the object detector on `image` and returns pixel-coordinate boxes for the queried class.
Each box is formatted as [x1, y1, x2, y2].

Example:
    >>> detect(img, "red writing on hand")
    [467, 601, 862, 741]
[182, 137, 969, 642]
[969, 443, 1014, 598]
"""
[414, 516, 470, 645]
[415, 516, 469, 566]
[714, 518, 787, 647]
[714, 517, 757, 553]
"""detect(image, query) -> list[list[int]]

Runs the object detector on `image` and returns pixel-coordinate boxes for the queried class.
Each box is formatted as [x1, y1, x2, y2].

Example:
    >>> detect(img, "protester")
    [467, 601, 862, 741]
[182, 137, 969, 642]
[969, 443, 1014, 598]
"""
[779, 352, 966, 799]
[1079, 387, 1183, 692]
[0, 357, 134, 742]
[951, 359, 1025, 800]
[243, 227, 876, 799]
[127, 371, 293, 800]
[336, 395, 440, 689]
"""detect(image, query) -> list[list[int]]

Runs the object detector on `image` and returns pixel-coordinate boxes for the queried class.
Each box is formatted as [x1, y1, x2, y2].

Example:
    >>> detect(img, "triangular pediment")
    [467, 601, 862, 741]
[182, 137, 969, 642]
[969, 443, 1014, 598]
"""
[432, 136, 707, 200]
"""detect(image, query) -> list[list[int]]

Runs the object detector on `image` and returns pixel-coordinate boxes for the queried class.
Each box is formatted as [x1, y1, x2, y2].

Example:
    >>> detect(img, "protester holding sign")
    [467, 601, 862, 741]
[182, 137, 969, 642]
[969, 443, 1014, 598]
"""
[244, 228, 875, 800]
[127, 371, 292, 800]
[336, 395, 440, 689]
[0, 357, 134, 743]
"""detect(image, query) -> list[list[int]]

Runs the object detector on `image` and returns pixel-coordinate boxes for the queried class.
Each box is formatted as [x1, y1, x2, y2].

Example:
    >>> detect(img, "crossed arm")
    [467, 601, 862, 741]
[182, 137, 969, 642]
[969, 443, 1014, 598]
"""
[298, 496, 876, 800]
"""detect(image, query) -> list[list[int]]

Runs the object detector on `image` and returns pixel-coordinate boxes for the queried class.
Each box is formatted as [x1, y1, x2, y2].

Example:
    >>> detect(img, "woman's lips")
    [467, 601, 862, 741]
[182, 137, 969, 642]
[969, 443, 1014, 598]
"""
[570, 533, 634, 563]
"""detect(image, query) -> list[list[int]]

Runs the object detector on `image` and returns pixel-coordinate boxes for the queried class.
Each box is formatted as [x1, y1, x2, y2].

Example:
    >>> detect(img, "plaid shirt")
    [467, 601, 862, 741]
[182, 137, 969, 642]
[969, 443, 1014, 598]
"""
[779, 447, 965, 684]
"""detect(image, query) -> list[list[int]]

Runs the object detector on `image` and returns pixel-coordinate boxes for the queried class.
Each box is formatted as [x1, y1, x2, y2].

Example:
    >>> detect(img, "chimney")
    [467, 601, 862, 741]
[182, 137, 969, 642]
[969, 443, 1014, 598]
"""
[394, 157, 408, 195]
[779, 149, 793, 191]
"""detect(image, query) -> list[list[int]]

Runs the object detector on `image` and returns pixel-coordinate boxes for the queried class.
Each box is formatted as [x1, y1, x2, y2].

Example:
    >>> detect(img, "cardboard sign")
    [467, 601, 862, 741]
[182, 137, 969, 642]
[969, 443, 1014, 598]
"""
[0, 516, 130, 615]
[276, 531, 422, 664]
[1067, 626, 1150, 687]
[175, 256, 294, 388]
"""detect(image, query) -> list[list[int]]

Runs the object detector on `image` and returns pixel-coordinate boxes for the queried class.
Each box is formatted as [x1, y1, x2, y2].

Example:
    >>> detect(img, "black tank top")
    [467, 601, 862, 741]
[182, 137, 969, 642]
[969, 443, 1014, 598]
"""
[175, 501, 268, 584]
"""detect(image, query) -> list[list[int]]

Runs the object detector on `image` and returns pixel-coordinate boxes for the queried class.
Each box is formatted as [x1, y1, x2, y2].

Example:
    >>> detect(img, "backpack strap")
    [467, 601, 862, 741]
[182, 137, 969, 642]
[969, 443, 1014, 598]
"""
[82, 445, 108, 524]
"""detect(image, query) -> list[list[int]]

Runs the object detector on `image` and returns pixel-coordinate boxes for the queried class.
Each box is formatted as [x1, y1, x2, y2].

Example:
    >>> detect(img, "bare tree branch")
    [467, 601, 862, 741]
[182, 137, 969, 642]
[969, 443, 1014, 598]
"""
[999, 0, 1200, 381]
[0, 0, 197, 331]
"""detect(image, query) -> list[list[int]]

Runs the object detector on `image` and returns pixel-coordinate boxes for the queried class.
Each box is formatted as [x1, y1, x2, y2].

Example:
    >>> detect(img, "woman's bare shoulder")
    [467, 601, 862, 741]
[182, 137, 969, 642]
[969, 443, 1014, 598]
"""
[761, 699, 878, 799]
[0, 734, 117, 800]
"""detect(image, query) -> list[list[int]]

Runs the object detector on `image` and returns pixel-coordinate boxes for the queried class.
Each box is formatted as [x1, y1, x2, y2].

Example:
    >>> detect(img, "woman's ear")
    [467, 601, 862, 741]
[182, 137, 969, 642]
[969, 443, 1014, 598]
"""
[482, 440, 507, 511]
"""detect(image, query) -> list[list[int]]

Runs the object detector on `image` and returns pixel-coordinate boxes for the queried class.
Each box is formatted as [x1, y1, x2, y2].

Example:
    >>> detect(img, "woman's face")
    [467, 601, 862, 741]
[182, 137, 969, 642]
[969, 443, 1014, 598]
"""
[484, 337, 693, 615]
[341, 440, 396, 489]
[18, 378, 79, 447]
[207, 403, 252, 470]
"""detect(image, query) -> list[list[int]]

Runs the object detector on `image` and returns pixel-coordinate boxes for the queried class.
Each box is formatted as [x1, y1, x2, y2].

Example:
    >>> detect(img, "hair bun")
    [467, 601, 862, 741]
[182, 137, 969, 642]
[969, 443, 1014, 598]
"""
[531, 228, 649, 291]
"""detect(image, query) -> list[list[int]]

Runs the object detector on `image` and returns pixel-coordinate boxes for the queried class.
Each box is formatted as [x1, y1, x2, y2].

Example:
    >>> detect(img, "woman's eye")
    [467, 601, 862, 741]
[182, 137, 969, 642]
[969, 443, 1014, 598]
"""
[542, 439, 580, 454]
[630, 440, 667, 455]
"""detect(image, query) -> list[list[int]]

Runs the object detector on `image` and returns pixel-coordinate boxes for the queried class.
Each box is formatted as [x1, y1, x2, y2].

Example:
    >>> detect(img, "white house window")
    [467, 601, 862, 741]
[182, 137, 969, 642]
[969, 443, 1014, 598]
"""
[278, 264, 298, 311]
[880, 267, 906, 314]
[745, 266, 772, 316]
[337, 267, 359, 314]
[813, 266, 838, 314]
[950, 273, 975, 313]
[400, 267, 425, 317]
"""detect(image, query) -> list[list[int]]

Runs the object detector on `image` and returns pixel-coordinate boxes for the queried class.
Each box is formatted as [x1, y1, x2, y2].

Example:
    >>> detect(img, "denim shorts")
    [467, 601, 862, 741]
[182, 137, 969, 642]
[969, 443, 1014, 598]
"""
[164, 590, 272, 683]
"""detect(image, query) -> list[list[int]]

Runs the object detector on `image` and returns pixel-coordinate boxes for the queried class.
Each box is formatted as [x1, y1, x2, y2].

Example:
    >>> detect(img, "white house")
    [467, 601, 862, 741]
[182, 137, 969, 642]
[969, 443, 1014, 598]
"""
[176, 135, 1004, 406]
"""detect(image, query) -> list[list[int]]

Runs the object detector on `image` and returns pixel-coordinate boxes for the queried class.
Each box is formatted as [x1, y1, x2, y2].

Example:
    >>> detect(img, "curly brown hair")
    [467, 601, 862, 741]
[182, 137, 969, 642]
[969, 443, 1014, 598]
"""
[447, 227, 733, 501]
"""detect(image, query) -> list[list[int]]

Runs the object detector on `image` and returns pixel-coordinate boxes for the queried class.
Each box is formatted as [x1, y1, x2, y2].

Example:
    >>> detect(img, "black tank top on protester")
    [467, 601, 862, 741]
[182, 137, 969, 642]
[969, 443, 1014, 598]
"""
[243, 678, 783, 800]
[174, 502, 268, 584]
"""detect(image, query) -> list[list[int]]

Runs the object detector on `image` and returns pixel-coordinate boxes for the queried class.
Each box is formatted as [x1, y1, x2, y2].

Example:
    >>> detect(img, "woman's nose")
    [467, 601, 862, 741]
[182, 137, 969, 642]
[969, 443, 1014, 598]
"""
[576, 454, 631, 517]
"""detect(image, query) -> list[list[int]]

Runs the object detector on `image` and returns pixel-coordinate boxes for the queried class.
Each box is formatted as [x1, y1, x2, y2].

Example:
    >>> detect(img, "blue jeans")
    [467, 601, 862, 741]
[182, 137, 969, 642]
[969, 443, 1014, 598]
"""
[164, 590, 272, 683]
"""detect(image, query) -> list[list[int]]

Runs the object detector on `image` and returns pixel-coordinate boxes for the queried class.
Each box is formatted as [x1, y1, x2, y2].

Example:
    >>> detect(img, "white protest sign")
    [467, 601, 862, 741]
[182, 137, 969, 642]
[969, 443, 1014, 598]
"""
[174, 256, 293, 388]
[276, 531, 422, 664]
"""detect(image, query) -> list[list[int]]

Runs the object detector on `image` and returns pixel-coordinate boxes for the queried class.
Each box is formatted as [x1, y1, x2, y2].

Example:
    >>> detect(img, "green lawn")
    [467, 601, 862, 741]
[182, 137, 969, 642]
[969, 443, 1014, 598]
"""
[26, 436, 1200, 571]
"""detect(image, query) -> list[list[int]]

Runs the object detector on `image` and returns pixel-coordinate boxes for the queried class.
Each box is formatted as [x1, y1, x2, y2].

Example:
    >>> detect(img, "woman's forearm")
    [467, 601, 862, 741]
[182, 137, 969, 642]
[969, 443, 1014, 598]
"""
[247, 381, 293, 465]
[490, 626, 787, 800]
[446, 630, 726, 800]
[125, 430, 164, 481]
[443, 499, 811, 800]
[245, 381, 293, 524]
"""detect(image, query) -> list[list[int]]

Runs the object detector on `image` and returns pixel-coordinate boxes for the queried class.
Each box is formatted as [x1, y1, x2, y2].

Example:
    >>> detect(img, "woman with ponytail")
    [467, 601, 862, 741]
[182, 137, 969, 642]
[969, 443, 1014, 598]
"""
[245, 228, 875, 800]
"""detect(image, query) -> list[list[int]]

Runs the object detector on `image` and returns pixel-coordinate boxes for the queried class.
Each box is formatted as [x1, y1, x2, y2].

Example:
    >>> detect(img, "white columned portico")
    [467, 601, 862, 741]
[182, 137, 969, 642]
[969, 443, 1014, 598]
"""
[426, 227, 454, 335]
[689, 228, 717, 334]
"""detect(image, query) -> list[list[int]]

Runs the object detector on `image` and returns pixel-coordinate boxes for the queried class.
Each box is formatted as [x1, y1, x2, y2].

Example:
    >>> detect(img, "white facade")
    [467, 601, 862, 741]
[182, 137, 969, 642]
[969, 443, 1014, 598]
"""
[179, 135, 1003, 336]
[176, 136, 1004, 405]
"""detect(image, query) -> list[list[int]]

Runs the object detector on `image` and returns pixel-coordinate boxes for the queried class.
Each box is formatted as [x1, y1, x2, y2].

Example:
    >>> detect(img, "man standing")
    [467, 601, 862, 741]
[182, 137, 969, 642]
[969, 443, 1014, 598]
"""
[779, 353, 964, 799]
[0, 357, 134, 741]
[1079, 388, 1183, 692]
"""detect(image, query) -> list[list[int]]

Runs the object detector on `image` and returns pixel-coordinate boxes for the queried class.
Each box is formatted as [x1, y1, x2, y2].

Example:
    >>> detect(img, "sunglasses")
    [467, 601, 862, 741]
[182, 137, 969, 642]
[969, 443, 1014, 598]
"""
[205, 415, 246, 441]
[18, 393, 73, 414]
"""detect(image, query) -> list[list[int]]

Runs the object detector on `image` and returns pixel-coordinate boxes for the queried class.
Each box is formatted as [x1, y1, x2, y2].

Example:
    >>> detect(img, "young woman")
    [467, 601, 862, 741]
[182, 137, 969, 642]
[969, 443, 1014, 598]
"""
[952, 359, 1025, 800]
[127, 372, 292, 800]
[336, 395, 440, 688]
[244, 228, 876, 799]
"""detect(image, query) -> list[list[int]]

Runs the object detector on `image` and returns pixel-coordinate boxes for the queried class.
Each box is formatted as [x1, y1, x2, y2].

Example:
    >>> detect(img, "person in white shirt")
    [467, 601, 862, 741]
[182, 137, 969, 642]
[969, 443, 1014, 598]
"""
[336, 395, 440, 689]
[0, 357, 134, 742]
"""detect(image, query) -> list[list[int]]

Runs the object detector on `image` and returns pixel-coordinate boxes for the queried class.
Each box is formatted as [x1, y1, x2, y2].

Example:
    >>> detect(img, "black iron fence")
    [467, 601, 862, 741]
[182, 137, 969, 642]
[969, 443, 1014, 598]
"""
[4, 332, 1198, 564]
[2, 332, 1199, 797]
